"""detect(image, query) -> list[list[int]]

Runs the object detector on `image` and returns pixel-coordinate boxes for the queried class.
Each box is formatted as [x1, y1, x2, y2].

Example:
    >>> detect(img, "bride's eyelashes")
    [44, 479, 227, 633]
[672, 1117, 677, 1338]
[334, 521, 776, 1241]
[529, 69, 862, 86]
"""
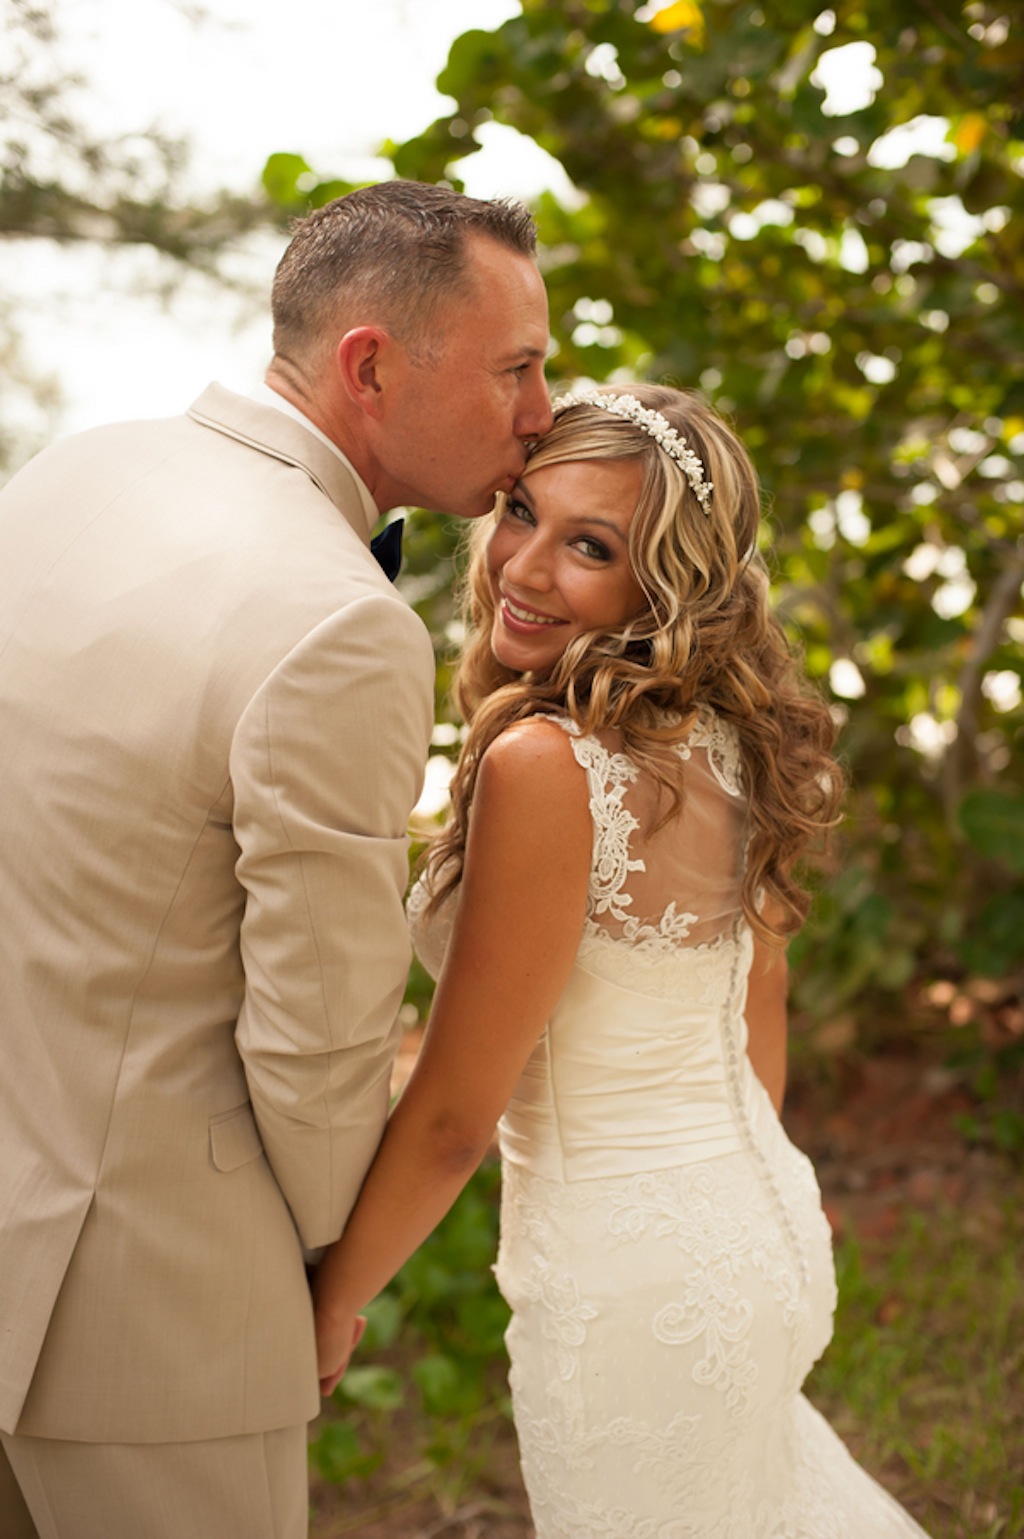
[504, 501, 613, 564]
[573, 535, 612, 562]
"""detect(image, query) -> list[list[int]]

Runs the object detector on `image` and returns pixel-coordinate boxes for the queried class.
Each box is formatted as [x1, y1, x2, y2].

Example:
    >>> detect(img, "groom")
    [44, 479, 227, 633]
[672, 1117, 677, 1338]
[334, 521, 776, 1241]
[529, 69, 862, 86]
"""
[0, 181, 551, 1538]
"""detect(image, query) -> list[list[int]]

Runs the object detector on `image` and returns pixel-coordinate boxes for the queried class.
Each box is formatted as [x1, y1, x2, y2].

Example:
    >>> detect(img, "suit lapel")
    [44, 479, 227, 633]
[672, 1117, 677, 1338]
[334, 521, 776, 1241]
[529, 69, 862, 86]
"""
[186, 384, 374, 551]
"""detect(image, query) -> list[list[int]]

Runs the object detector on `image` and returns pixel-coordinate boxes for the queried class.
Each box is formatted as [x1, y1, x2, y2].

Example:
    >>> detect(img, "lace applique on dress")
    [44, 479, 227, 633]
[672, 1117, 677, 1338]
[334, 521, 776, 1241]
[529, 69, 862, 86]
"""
[496, 1133, 914, 1539]
[558, 730, 653, 928]
[406, 872, 450, 983]
[557, 710, 743, 958]
[682, 710, 744, 798]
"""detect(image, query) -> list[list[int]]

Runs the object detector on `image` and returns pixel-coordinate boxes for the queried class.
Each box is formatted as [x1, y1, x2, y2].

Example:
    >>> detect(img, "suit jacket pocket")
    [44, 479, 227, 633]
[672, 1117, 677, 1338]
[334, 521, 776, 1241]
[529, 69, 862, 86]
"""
[209, 1103, 264, 1172]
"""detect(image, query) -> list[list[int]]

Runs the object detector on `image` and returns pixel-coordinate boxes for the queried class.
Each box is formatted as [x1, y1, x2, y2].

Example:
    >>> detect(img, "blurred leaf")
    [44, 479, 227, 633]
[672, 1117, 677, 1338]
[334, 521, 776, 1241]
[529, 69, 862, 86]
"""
[360, 1290, 406, 1351]
[952, 112, 986, 155]
[413, 1352, 477, 1416]
[336, 1364, 405, 1412]
[308, 1420, 380, 1485]
[261, 152, 313, 207]
[647, 1, 705, 42]
[957, 888, 1024, 976]
[959, 790, 1024, 874]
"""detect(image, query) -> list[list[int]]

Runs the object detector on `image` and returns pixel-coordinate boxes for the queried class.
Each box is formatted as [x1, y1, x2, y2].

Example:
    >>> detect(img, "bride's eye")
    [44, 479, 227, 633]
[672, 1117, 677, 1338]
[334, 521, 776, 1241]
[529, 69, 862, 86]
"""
[575, 535, 611, 561]
[507, 499, 535, 525]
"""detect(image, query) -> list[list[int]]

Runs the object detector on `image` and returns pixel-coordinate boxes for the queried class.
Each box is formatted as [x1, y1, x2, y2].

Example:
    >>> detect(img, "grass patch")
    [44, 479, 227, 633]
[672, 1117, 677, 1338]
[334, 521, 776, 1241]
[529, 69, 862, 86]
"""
[808, 1198, 1024, 1537]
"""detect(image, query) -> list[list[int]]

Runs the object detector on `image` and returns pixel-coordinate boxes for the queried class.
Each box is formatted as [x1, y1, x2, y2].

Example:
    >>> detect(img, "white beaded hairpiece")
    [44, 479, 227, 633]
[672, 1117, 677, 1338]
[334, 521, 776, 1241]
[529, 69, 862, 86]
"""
[551, 389, 713, 515]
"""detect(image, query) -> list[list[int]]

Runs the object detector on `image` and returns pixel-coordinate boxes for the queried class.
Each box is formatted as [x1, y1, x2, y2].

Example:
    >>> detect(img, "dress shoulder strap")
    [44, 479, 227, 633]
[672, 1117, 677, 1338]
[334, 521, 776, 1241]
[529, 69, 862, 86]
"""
[548, 717, 644, 925]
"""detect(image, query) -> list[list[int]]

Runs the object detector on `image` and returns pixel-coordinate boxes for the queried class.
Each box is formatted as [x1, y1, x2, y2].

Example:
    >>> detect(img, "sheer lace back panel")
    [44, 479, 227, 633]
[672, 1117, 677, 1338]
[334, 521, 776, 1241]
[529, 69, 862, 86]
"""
[407, 708, 748, 987]
[563, 709, 747, 961]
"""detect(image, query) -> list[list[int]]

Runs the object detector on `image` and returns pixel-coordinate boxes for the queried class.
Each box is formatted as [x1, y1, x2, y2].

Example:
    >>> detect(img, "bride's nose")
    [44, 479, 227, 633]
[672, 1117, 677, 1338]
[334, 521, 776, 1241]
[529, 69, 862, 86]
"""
[502, 533, 553, 592]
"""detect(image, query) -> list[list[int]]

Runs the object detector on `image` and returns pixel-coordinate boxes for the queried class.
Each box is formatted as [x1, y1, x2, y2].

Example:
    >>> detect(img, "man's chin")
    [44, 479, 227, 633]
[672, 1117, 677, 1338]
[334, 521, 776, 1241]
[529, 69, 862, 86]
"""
[412, 485, 503, 520]
[451, 493, 503, 521]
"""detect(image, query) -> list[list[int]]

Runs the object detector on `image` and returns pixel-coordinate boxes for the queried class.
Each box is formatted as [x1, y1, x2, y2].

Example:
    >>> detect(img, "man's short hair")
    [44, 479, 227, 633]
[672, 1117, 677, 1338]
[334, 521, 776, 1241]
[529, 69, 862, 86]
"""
[271, 180, 538, 366]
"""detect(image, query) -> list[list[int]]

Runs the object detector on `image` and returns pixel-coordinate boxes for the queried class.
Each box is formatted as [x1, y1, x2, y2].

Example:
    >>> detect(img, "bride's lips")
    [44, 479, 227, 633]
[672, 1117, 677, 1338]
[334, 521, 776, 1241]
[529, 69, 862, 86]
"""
[499, 595, 567, 634]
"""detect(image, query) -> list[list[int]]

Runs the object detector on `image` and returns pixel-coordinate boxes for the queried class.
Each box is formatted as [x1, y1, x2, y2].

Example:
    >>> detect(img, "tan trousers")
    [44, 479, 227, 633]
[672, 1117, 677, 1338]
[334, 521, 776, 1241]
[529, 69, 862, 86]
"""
[0, 1424, 307, 1539]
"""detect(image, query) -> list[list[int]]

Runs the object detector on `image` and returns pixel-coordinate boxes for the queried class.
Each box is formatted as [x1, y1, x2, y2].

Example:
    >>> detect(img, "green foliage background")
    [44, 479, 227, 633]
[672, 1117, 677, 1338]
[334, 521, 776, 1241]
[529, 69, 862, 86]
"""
[268, 0, 1024, 1055]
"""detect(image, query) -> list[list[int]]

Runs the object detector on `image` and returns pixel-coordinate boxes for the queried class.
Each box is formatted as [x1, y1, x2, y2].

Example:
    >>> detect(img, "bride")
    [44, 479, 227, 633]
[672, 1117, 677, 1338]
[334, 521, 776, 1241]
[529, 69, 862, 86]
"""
[313, 384, 931, 1537]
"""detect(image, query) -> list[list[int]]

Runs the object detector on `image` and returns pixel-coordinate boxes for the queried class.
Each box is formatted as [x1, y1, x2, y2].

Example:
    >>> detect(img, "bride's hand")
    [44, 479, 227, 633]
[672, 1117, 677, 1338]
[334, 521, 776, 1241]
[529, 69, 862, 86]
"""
[315, 1306, 367, 1397]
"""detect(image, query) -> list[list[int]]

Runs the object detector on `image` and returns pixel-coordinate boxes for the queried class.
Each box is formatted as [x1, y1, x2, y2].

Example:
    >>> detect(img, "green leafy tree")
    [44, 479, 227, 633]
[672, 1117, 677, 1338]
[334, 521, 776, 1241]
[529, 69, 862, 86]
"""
[369, 0, 1023, 1034]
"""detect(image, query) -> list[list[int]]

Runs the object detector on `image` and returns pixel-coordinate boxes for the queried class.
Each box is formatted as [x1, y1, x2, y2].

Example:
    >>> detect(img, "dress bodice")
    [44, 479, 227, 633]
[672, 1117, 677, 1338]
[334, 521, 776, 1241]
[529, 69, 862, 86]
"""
[408, 709, 761, 1181]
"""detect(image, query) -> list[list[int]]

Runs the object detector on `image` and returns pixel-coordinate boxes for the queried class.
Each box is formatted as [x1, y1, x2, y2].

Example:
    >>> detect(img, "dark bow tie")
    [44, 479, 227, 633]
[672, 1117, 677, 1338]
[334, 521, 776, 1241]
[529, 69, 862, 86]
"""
[370, 518, 404, 582]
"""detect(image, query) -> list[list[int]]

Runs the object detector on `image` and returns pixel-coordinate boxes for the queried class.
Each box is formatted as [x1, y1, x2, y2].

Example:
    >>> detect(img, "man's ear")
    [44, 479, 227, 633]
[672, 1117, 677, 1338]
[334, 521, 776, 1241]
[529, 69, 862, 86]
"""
[335, 326, 394, 419]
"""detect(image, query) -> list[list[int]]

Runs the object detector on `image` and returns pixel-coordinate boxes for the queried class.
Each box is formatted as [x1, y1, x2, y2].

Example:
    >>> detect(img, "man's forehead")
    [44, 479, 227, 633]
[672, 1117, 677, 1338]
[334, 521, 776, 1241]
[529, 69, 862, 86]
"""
[462, 235, 545, 296]
[442, 240, 549, 358]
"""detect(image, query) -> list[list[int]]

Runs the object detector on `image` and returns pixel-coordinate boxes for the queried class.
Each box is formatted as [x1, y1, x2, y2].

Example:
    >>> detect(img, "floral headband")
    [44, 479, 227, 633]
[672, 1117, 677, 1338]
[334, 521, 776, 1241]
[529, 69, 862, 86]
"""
[551, 389, 713, 515]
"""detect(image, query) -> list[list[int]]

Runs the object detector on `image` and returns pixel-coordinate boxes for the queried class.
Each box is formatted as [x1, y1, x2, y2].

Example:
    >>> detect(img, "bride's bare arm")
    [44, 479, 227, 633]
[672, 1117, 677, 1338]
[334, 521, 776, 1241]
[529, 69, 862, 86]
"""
[313, 720, 591, 1393]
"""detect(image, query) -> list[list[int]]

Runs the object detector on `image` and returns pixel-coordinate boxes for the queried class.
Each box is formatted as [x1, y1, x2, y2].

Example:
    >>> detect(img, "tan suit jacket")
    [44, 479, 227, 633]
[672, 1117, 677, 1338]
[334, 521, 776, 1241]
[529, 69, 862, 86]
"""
[0, 385, 435, 1442]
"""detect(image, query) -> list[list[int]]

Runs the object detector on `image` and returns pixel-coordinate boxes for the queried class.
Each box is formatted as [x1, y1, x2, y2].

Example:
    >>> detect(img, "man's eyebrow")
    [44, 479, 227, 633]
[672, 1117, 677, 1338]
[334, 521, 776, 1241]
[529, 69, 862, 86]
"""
[498, 346, 547, 363]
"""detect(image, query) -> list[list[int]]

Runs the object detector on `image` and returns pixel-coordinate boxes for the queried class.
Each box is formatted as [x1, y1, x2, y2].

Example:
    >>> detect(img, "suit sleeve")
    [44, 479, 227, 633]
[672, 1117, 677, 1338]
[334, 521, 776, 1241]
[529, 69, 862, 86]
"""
[229, 592, 435, 1249]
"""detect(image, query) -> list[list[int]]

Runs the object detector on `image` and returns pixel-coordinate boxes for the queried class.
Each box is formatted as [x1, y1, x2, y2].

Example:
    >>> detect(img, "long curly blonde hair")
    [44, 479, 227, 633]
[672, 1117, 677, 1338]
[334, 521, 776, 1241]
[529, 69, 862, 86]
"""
[423, 384, 843, 945]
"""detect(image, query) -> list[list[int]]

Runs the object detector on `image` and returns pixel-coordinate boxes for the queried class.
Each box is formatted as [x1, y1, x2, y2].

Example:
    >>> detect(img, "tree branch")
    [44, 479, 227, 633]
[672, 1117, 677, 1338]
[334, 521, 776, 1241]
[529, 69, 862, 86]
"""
[945, 548, 1024, 826]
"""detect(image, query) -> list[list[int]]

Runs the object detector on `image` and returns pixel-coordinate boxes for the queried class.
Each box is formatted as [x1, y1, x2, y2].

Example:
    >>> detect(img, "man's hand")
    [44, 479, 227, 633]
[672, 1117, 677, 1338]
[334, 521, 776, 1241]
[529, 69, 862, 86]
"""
[315, 1309, 367, 1397]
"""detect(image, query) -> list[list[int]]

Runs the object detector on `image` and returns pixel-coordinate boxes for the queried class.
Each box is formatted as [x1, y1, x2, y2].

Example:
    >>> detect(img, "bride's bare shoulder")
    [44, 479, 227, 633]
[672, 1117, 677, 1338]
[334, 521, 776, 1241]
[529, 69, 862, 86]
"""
[475, 716, 587, 815]
[483, 715, 579, 768]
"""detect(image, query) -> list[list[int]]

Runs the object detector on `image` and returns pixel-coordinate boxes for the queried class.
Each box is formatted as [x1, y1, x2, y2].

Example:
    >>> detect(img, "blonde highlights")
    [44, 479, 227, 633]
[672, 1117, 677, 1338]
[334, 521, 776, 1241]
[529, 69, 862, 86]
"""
[426, 385, 843, 945]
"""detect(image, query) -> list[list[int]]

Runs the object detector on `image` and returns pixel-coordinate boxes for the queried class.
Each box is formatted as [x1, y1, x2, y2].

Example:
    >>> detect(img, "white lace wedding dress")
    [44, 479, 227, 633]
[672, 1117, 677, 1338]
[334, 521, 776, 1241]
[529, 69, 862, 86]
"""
[409, 711, 930, 1539]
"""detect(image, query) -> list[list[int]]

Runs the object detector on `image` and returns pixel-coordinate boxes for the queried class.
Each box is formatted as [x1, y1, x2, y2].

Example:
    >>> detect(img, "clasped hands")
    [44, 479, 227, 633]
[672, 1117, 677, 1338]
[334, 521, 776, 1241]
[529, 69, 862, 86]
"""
[313, 1295, 367, 1398]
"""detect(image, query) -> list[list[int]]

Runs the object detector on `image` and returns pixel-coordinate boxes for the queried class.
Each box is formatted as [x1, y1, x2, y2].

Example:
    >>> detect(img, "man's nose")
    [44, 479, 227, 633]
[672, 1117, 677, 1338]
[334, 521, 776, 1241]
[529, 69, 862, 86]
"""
[516, 378, 554, 442]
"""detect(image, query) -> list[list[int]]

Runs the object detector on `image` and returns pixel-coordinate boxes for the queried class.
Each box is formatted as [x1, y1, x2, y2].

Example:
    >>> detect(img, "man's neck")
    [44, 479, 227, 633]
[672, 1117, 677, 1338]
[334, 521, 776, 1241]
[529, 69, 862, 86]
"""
[263, 368, 333, 442]
[264, 369, 381, 499]
[259, 377, 383, 529]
